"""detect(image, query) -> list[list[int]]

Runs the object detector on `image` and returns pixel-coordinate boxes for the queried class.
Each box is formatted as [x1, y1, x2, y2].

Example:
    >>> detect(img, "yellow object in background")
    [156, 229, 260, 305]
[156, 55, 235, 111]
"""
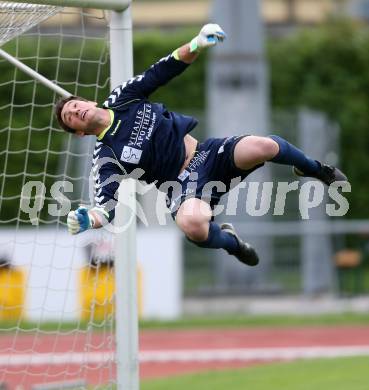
[79, 263, 143, 322]
[0, 267, 25, 321]
[80, 264, 115, 322]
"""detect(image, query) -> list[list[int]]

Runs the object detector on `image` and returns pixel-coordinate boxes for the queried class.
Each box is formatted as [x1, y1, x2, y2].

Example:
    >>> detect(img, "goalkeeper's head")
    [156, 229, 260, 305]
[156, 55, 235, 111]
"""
[55, 95, 109, 136]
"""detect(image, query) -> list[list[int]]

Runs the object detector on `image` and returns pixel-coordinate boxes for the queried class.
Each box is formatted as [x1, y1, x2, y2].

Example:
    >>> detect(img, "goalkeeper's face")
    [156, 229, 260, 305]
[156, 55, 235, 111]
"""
[61, 99, 101, 134]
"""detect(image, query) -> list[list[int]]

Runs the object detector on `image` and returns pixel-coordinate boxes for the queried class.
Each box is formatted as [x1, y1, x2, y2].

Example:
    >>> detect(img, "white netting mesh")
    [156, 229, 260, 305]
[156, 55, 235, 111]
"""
[0, 2, 62, 46]
[0, 5, 117, 389]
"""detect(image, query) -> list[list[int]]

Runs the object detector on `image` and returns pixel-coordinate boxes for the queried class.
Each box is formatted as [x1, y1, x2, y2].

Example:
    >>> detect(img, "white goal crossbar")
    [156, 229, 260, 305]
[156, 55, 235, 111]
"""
[5, 0, 130, 11]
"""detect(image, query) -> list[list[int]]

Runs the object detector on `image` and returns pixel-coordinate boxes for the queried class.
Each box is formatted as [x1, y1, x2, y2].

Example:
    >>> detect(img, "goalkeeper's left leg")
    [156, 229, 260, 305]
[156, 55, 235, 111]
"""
[175, 198, 259, 267]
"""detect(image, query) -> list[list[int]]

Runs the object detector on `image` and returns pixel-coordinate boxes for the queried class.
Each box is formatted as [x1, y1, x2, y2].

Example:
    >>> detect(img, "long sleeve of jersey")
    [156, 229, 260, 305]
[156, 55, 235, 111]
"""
[103, 53, 189, 107]
[91, 141, 124, 224]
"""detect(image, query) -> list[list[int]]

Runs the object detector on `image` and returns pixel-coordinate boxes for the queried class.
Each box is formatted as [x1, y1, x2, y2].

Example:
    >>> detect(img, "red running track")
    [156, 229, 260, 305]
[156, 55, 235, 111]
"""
[0, 326, 368, 389]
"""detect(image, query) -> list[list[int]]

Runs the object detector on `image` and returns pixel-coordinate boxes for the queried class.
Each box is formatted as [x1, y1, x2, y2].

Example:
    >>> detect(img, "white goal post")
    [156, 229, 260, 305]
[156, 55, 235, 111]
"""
[0, 1, 138, 389]
[7, 0, 130, 10]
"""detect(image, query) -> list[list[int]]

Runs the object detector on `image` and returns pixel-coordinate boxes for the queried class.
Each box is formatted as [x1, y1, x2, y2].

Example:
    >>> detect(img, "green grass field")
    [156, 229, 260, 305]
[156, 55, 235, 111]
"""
[1, 312, 369, 333]
[140, 312, 369, 329]
[141, 357, 369, 390]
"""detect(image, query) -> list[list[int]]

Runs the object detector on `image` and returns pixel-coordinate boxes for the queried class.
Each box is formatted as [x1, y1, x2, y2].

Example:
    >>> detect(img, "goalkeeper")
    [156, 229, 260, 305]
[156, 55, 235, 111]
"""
[56, 24, 347, 267]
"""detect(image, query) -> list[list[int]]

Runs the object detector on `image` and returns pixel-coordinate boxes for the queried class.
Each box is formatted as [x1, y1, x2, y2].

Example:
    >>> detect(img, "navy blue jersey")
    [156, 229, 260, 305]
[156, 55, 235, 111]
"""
[91, 53, 198, 222]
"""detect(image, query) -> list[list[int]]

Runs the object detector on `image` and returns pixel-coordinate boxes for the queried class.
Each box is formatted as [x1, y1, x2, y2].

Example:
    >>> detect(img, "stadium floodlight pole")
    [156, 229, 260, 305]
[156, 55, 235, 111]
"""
[0, 48, 71, 98]
[7, 0, 130, 11]
[110, 3, 139, 390]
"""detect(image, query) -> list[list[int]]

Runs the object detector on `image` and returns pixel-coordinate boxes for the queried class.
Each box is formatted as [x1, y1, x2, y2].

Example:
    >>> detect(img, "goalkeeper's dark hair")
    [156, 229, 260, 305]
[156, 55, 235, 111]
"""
[55, 95, 89, 134]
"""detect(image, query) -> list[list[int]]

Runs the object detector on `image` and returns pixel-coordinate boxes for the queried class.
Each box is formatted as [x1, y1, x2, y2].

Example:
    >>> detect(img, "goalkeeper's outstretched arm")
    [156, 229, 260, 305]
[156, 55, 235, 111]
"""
[174, 23, 226, 64]
[105, 24, 226, 105]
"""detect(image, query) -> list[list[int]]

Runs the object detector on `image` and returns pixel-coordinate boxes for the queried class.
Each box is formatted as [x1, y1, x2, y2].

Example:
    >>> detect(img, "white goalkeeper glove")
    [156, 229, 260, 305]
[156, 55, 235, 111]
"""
[190, 23, 226, 53]
[67, 206, 95, 235]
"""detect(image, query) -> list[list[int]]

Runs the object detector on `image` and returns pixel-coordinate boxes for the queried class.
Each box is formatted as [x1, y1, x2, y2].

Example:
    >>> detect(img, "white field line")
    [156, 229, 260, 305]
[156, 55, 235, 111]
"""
[1, 346, 369, 366]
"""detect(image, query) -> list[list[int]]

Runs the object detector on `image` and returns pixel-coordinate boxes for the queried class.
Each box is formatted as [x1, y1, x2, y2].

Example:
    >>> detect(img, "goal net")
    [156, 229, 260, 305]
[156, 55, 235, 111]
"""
[0, 3, 118, 388]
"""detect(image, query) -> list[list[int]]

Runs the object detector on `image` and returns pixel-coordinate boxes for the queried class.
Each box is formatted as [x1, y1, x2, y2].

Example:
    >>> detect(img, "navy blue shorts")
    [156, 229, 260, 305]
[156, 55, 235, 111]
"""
[165, 136, 264, 220]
